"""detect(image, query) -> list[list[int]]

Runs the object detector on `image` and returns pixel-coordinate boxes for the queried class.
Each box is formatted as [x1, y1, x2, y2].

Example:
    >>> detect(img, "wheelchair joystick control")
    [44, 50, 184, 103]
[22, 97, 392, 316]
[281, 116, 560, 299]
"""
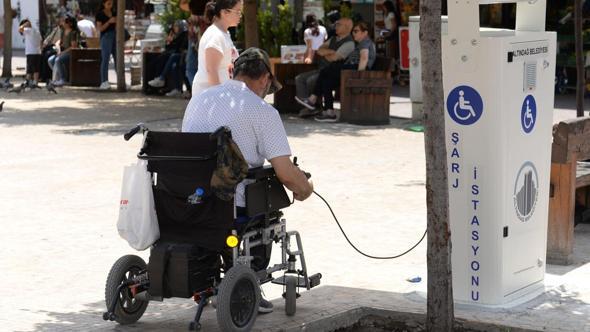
[187, 188, 205, 205]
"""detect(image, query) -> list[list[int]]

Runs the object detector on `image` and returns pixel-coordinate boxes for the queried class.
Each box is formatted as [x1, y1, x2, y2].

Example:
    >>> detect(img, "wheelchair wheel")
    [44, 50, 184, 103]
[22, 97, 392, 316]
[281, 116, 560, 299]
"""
[216, 265, 260, 332]
[284, 276, 297, 316]
[104, 255, 149, 325]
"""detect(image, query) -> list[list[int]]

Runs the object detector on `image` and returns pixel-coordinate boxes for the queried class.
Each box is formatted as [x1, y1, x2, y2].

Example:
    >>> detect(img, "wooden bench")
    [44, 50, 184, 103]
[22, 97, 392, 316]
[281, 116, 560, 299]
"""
[547, 116, 590, 265]
[69, 48, 101, 87]
[339, 56, 393, 125]
[273, 63, 316, 113]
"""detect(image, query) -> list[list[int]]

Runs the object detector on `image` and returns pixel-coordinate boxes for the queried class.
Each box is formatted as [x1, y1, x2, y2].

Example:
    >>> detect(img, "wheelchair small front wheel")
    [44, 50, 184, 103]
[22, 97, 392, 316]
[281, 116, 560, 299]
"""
[284, 276, 297, 316]
[104, 255, 149, 325]
[216, 265, 260, 332]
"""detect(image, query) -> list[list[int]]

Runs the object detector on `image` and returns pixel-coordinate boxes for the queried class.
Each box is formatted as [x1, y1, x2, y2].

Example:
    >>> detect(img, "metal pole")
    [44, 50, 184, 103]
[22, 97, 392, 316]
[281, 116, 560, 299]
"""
[575, 0, 584, 117]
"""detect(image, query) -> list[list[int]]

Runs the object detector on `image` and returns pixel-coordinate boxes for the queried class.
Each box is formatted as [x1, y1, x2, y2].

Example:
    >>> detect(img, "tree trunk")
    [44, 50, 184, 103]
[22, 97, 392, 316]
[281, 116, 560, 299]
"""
[116, 0, 126, 91]
[419, 0, 455, 331]
[243, 0, 258, 48]
[575, 0, 584, 117]
[2, 0, 13, 78]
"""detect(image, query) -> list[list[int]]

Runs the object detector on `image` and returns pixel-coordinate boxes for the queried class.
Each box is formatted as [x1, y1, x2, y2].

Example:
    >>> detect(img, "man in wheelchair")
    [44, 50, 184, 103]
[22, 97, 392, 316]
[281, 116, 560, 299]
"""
[104, 48, 318, 332]
[182, 47, 314, 313]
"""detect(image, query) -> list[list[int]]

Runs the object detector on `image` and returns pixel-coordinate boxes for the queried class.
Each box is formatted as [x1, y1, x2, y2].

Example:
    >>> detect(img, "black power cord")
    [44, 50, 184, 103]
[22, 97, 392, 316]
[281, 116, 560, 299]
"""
[313, 191, 428, 260]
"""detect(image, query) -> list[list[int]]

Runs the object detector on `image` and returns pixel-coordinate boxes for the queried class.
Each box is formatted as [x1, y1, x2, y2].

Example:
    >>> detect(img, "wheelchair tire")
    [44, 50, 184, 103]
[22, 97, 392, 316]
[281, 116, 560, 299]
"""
[216, 264, 260, 332]
[285, 276, 297, 316]
[104, 255, 149, 325]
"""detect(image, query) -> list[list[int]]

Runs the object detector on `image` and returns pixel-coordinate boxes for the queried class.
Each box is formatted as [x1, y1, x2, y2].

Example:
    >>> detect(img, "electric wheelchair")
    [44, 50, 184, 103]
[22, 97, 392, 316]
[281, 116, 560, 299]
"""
[103, 125, 321, 331]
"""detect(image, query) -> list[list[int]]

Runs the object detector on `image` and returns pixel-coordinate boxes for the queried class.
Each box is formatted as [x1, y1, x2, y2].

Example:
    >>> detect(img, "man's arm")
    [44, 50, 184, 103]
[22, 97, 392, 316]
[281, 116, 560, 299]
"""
[270, 156, 313, 201]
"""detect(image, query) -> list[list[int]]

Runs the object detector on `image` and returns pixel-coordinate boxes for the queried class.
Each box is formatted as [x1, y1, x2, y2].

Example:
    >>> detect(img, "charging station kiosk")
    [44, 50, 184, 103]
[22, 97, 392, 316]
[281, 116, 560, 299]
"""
[409, 16, 448, 120]
[443, 0, 556, 306]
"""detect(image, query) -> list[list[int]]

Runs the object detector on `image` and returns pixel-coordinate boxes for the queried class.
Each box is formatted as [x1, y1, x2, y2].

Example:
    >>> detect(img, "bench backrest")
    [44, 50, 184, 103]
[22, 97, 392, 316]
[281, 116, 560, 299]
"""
[552, 116, 590, 163]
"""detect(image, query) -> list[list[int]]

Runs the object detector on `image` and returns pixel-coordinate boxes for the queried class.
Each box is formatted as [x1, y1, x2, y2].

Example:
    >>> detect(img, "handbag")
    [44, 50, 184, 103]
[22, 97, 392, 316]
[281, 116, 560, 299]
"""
[117, 160, 160, 250]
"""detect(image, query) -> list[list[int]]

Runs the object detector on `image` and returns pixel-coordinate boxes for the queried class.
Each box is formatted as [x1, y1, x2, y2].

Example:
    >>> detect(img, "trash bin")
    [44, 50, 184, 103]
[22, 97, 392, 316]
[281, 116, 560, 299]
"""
[443, 0, 556, 307]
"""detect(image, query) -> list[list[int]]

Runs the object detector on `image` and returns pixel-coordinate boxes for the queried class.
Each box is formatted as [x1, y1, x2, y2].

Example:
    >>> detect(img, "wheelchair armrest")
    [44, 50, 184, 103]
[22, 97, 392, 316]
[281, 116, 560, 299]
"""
[246, 165, 277, 180]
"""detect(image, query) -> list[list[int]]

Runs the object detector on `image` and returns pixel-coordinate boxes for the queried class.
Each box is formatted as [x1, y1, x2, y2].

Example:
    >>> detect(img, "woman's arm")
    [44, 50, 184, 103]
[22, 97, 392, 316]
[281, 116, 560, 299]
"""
[357, 48, 369, 71]
[304, 39, 314, 64]
[96, 16, 116, 33]
[205, 47, 224, 86]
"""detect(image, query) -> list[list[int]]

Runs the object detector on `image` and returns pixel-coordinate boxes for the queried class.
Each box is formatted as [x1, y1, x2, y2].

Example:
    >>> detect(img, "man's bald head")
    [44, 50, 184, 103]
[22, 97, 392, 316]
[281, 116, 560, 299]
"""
[335, 17, 353, 37]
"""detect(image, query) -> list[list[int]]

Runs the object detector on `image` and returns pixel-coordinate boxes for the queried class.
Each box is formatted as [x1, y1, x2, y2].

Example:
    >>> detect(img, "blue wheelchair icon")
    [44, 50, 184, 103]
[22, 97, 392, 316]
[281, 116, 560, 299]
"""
[447, 86, 483, 125]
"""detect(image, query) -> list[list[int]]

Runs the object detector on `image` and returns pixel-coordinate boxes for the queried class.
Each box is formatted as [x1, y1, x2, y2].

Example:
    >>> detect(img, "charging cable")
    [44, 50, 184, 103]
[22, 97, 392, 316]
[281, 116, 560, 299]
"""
[313, 191, 427, 260]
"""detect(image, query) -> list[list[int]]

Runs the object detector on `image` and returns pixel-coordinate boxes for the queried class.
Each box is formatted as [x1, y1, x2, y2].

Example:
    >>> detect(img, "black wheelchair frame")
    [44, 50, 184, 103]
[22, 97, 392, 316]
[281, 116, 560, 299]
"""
[103, 125, 321, 331]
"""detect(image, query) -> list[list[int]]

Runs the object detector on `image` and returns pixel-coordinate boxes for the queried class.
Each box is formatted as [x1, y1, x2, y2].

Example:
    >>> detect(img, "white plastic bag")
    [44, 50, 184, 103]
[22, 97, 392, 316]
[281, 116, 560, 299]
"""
[117, 160, 160, 250]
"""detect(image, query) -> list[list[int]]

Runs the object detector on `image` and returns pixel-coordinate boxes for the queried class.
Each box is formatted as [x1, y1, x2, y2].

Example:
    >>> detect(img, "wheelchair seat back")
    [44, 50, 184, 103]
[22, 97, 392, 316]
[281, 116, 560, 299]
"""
[141, 131, 234, 252]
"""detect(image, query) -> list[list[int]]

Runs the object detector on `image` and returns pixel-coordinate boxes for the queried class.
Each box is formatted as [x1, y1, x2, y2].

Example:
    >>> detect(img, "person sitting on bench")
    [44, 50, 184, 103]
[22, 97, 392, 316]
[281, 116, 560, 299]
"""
[148, 20, 189, 97]
[297, 21, 376, 123]
[294, 17, 354, 118]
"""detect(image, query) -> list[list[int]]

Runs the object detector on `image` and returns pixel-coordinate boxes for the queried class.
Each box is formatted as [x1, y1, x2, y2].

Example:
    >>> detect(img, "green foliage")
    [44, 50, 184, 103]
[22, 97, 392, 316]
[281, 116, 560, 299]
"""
[257, 0, 294, 57]
[339, 3, 352, 19]
[272, 1, 293, 56]
[257, 0, 274, 55]
[158, 0, 190, 34]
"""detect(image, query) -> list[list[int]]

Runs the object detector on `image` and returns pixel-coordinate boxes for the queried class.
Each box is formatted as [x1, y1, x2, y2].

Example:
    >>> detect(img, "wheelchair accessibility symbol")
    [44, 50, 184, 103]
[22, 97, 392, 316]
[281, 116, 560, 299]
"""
[521, 95, 537, 134]
[447, 86, 483, 125]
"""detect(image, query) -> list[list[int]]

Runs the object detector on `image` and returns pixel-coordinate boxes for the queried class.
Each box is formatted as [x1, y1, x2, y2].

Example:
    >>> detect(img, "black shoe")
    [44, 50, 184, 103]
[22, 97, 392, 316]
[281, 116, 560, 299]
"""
[314, 110, 338, 123]
[258, 298, 273, 314]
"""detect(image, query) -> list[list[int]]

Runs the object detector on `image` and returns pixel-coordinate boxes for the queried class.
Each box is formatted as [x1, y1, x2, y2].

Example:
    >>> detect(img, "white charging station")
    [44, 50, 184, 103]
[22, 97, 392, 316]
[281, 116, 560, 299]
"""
[443, 0, 556, 306]
[409, 16, 448, 120]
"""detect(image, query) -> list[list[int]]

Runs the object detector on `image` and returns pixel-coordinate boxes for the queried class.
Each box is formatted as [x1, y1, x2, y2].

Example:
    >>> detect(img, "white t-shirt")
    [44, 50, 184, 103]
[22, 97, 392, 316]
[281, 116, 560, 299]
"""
[191, 23, 239, 97]
[303, 25, 327, 51]
[77, 19, 96, 38]
[23, 27, 41, 55]
[182, 80, 292, 207]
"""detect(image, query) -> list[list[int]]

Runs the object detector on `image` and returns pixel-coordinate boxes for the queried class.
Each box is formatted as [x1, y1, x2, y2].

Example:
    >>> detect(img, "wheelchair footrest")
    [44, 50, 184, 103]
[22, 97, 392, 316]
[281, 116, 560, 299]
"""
[271, 273, 322, 289]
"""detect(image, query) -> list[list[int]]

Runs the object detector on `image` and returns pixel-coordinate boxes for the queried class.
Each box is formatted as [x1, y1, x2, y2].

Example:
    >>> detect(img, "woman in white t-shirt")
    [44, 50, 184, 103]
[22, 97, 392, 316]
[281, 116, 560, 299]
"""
[303, 14, 327, 64]
[191, 0, 242, 97]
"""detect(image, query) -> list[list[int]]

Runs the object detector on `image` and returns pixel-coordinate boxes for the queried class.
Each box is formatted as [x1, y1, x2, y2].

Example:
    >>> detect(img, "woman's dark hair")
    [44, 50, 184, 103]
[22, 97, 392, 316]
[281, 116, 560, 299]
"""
[65, 14, 79, 31]
[354, 21, 368, 32]
[98, 0, 111, 12]
[19, 18, 30, 26]
[204, 0, 240, 22]
[383, 0, 395, 14]
[305, 14, 319, 37]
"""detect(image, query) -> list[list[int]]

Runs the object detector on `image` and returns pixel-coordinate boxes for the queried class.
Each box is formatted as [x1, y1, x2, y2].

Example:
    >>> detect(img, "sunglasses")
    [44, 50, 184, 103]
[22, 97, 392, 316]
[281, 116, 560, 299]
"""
[225, 8, 242, 16]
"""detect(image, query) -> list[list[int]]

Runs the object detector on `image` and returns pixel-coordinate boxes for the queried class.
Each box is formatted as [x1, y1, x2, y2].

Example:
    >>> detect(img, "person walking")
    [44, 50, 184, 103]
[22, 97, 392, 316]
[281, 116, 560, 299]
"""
[96, 0, 118, 90]
[191, 0, 242, 97]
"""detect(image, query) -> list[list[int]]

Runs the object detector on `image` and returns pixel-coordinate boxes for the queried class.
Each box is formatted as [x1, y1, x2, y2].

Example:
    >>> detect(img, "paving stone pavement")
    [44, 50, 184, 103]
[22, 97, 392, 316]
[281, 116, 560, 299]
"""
[0, 80, 589, 331]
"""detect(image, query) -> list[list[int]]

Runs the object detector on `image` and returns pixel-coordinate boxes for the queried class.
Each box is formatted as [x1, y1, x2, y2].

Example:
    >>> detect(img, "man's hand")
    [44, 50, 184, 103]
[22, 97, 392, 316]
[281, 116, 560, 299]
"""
[270, 156, 313, 202]
[293, 178, 313, 201]
[304, 57, 312, 64]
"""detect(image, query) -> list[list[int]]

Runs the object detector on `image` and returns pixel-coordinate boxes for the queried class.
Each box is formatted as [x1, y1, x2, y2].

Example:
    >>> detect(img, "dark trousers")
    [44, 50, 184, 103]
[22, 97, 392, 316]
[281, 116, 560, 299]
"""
[40, 45, 57, 82]
[155, 52, 185, 91]
[313, 63, 357, 110]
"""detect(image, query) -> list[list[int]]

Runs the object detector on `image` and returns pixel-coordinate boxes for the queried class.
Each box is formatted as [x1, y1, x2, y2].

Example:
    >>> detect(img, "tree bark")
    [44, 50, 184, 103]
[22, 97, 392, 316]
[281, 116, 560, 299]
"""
[2, 0, 13, 78]
[243, 0, 258, 48]
[575, 0, 584, 117]
[116, 0, 126, 91]
[419, 0, 454, 331]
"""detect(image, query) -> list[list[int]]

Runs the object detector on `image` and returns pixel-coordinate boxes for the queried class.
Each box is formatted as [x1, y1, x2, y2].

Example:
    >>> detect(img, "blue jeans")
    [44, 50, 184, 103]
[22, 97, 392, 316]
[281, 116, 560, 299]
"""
[185, 41, 197, 87]
[48, 52, 70, 81]
[99, 30, 117, 83]
[159, 53, 182, 90]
